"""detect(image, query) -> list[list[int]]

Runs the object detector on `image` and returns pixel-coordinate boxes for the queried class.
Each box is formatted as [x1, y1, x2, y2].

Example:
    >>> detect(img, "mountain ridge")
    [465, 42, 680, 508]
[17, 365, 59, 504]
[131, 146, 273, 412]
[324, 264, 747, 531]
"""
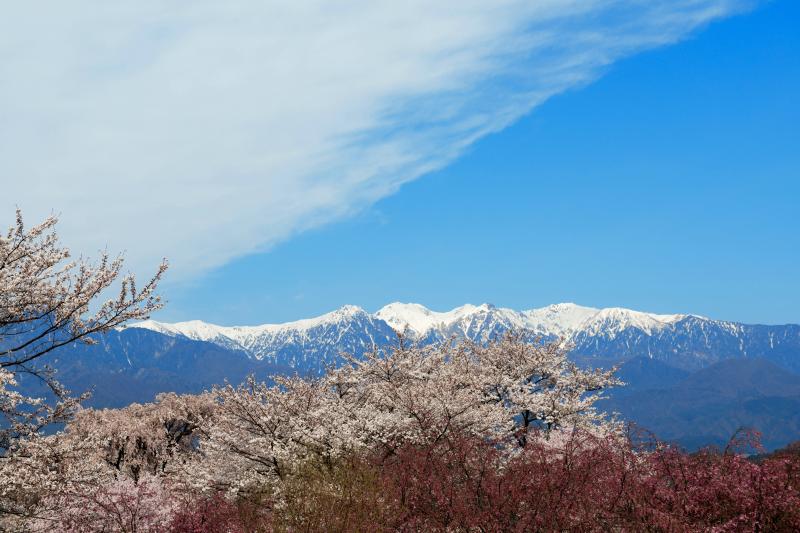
[130, 301, 691, 348]
[125, 302, 800, 374]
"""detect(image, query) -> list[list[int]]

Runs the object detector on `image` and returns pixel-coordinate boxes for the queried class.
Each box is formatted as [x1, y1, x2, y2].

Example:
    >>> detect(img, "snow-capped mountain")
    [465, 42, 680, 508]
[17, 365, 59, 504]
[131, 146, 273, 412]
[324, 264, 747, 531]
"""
[374, 302, 599, 341]
[131, 305, 397, 372]
[126, 302, 800, 374]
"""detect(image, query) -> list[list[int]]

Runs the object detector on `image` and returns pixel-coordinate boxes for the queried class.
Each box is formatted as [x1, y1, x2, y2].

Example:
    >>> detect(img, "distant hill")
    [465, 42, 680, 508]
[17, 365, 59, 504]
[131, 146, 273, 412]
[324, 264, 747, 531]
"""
[600, 358, 800, 451]
[608, 357, 690, 394]
[17, 328, 290, 409]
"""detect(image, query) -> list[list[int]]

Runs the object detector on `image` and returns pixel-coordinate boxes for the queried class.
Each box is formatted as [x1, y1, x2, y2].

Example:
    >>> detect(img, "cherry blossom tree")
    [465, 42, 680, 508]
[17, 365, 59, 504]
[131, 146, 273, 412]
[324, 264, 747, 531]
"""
[35, 474, 177, 533]
[199, 334, 621, 495]
[64, 393, 216, 483]
[0, 392, 213, 527]
[0, 209, 167, 453]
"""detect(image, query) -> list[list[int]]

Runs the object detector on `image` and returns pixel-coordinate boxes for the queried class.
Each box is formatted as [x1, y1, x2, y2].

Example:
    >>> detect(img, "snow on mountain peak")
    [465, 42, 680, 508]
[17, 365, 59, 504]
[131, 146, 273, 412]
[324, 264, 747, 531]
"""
[521, 303, 599, 336]
[375, 302, 437, 335]
[376, 301, 526, 337]
[334, 304, 366, 316]
[123, 319, 231, 343]
[576, 307, 685, 336]
[129, 302, 696, 359]
[375, 302, 688, 339]
[130, 305, 370, 346]
[279, 304, 367, 330]
[374, 303, 473, 336]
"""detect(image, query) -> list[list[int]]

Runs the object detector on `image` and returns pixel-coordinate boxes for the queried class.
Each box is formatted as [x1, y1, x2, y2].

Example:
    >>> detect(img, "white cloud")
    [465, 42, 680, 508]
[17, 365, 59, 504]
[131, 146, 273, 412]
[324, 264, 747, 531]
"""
[0, 0, 755, 280]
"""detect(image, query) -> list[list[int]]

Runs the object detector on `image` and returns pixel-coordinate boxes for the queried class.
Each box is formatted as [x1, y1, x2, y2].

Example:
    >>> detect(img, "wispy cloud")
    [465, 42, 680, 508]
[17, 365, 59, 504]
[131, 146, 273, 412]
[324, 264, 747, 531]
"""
[0, 0, 756, 280]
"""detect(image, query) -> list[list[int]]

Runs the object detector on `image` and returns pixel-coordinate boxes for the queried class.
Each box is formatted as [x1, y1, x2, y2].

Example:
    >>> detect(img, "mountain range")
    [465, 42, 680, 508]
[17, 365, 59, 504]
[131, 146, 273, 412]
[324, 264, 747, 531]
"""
[22, 302, 800, 450]
[128, 302, 800, 374]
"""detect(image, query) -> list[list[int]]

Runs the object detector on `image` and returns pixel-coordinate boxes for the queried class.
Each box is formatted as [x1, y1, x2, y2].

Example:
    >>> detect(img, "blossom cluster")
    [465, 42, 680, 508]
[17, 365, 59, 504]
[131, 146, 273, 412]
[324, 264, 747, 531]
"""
[1, 210, 167, 453]
[198, 334, 621, 494]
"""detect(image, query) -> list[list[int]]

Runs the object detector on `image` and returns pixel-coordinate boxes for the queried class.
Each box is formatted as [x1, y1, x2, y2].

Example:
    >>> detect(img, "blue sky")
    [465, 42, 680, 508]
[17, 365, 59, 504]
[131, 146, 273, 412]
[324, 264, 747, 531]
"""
[163, 0, 799, 325]
[1, 1, 796, 325]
